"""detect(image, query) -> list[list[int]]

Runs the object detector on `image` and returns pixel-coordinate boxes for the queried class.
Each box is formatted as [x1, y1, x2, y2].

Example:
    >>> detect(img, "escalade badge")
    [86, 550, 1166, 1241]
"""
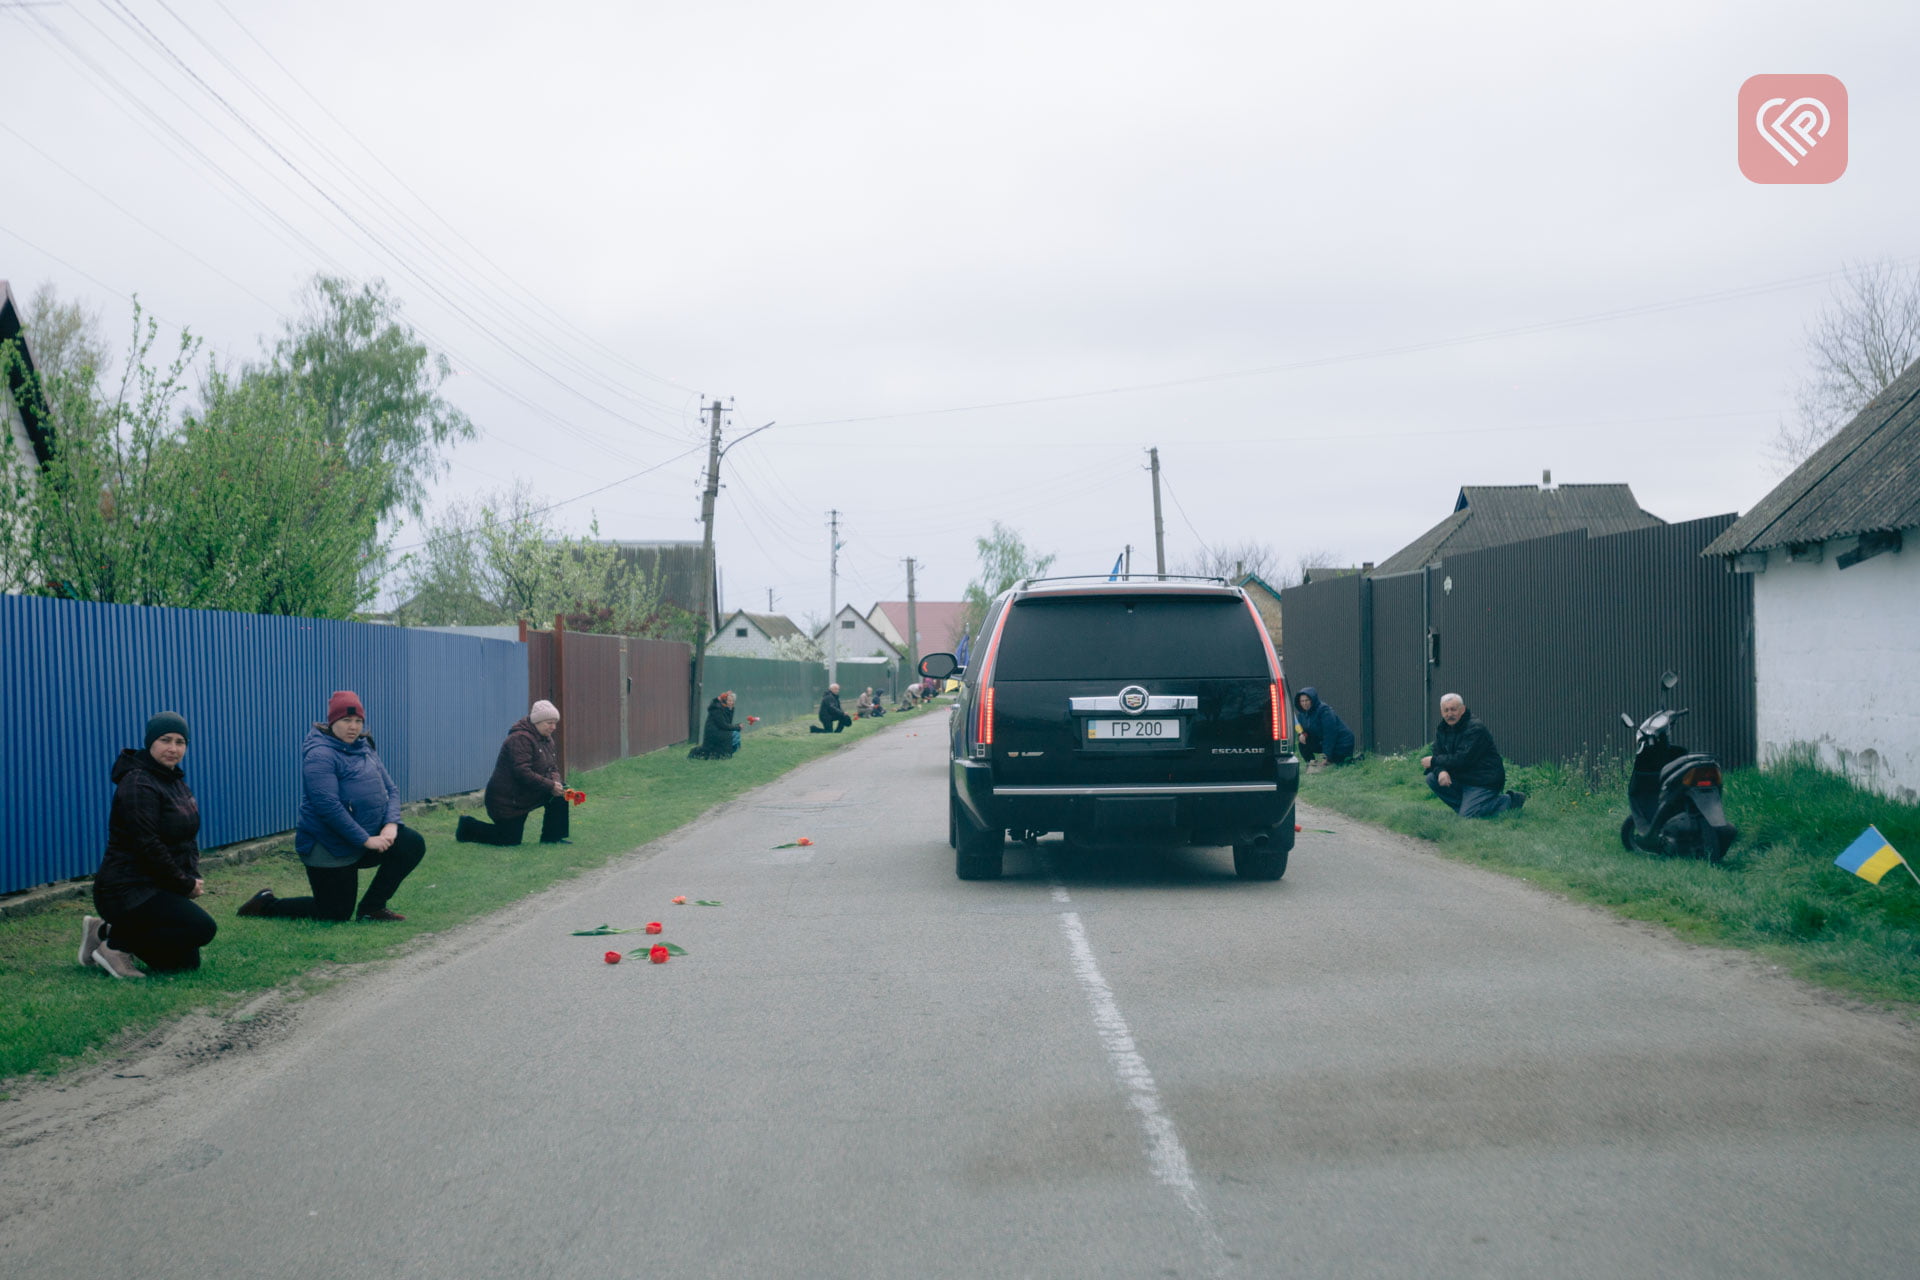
[1118, 686, 1149, 714]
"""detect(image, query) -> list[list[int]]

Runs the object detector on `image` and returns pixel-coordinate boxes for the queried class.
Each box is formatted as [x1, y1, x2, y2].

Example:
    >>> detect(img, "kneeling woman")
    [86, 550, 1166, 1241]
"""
[457, 700, 570, 846]
[83, 712, 218, 978]
[687, 690, 738, 760]
[238, 692, 424, 922]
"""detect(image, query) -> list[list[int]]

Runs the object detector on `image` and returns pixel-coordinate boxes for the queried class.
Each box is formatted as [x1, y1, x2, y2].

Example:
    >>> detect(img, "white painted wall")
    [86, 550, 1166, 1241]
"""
[707, 614, 781, 658]
[1753, 535, 1920, 803]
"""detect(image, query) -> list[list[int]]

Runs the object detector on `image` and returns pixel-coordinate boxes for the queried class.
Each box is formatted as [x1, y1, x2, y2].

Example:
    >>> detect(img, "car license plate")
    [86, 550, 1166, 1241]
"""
[1087, 718, 1179, 741]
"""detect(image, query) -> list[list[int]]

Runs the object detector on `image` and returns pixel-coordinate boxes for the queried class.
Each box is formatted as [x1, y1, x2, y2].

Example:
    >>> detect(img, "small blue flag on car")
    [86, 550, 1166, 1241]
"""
[1109, 552, 1125, 582]
[1834, 826, 1915, 886]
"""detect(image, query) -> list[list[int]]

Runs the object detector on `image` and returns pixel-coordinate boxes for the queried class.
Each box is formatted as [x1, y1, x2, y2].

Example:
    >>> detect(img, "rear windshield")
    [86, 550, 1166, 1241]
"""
[991, 596, 1268, 681]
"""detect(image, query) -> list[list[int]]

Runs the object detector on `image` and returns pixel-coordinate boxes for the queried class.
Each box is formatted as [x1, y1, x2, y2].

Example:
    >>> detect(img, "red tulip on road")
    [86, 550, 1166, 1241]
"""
[603, 951, 621, 965]
[649, 945, 670, 964]
[671, 896, 687, 905]
[797, 837, 814, 846]
[644, 922, 663, 934]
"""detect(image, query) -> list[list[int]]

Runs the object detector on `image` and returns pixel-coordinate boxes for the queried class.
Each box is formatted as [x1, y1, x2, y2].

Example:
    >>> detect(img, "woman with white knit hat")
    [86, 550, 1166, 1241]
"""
[457, 700, 570, 846]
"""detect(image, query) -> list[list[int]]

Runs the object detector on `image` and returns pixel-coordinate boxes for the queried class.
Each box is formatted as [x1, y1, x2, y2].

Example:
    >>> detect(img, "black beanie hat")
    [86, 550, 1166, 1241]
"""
[144, 711, 191, 749]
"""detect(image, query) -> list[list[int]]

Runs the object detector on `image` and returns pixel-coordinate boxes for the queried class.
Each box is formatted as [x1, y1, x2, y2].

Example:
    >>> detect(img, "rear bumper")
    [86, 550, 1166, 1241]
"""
[953, 758, 1299, 841]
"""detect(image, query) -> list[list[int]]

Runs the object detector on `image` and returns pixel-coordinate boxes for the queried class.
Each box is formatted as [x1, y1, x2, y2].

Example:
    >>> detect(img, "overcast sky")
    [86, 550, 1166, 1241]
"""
[4, 0, 1914, 622]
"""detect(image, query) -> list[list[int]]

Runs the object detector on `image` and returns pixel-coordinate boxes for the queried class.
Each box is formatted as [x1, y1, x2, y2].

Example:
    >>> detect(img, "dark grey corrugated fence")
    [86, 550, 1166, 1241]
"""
[1278, 515, 1755, 768]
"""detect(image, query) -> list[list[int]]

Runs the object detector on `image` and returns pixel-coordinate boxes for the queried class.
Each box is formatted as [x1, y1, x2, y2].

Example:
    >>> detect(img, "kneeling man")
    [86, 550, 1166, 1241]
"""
[1422, 693, 1526, 817]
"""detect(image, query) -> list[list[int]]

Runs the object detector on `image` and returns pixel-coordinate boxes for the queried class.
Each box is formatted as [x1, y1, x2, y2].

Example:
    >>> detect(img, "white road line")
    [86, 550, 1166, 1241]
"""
[1049, 881, 1231, 1276]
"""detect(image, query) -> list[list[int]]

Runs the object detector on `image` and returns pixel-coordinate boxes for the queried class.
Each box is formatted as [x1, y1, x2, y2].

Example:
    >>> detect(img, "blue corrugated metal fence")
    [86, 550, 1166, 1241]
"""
[0, 595, 525, 896]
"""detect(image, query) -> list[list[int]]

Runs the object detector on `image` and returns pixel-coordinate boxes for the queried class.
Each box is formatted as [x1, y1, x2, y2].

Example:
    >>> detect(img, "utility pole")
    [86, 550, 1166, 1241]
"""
[827, 509, 841, 687]
[1149, 446, 1167, 578]
[1124, 544, 1132, 581]
[690, 398, 726, 739]
[767, 588, 775, 612]
[687, 402, 776, 738]
[903, 556, 918, 683]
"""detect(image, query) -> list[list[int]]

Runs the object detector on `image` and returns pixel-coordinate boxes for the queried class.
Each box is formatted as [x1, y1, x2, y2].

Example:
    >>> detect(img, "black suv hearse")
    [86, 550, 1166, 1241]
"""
[918, 577, 1299, 881]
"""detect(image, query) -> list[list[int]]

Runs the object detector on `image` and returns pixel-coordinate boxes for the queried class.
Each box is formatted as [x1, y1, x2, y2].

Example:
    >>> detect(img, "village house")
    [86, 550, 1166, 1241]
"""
[1704, 359, 1920, 803]
[706, 609, 805, 658]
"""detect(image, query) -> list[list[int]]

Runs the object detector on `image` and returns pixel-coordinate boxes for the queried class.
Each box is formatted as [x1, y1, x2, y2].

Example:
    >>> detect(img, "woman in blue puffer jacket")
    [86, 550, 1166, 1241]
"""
[1293, 686, 1357, 765]
[235, 690, 427, 923]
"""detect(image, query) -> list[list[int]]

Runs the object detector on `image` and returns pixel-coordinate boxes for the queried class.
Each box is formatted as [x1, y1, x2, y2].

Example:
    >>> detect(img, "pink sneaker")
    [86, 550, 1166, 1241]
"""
[91, 941, 144, 980]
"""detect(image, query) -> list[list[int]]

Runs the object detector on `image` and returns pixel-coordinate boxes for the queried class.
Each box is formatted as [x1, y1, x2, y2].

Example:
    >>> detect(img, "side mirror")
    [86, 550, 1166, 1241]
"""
[1620, 712, 1635, 728]
[1660, 670, 1679, 691]
[918, 653, 959, 680]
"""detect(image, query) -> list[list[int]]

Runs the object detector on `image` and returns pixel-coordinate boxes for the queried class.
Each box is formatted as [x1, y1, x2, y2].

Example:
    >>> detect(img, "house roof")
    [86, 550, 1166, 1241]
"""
[1235, 573, 1285, 601]
[1373, 483, 1663, 574]
[0, 280, 53, 467]
[869, 600, 969, 651]
[732, 610, 801, 641]
[601, 541, 716, 625]
[1703, 357, 1920, 557]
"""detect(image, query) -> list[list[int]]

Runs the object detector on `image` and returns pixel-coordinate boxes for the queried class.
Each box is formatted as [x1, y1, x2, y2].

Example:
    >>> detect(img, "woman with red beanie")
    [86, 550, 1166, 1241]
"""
[235, 691, 425, 923]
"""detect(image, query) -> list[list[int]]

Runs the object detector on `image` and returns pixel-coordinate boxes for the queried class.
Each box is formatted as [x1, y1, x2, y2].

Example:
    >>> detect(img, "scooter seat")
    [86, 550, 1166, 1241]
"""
[1658, 753, 1718, 788]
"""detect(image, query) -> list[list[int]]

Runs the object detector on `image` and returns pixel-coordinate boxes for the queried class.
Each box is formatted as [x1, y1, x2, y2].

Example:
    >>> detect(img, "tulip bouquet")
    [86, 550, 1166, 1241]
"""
[564, 788, 587, 806]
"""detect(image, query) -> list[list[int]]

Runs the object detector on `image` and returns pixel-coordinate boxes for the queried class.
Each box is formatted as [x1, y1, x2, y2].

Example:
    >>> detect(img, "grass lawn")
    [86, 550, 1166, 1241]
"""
[1302, 752, 1920, 1010]
[0, 705, 936, 1085]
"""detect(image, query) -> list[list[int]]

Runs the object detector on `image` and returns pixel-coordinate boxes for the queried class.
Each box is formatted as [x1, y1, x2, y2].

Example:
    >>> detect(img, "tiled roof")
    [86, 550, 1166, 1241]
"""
[1703, 357, 1920, 556]
[870, 600, 970, 651]
[1373, 483, 1662, 574]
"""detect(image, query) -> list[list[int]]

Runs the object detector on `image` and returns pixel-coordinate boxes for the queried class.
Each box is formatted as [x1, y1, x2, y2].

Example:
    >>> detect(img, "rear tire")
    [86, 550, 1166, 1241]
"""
[954, 799, 1004, 880]
[1619, 817, 1637, 852]
[1233, 838, 1288, 880]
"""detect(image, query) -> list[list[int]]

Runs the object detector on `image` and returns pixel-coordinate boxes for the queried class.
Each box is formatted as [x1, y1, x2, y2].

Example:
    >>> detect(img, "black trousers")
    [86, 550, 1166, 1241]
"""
[105, 891, 218, 971]
[257, 825, 427, 920]
[811, 711, 852, 733]
[457, 797, 569, 846]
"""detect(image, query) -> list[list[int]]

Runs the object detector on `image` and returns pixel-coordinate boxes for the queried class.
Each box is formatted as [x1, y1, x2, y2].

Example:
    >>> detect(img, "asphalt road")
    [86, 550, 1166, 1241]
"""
[7, 717, 1920, 1279]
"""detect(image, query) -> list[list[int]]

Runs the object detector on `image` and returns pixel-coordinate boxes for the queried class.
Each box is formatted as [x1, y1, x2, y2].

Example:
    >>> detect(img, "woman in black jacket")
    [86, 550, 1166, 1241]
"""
[688, 691, 739, 760]
[82, 712, 217, 979]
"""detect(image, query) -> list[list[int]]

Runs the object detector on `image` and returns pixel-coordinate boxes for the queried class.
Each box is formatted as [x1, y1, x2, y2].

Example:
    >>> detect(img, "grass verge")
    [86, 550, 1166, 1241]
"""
[0, 706, 934, 1084]
[1301, 753, 1920, 1009]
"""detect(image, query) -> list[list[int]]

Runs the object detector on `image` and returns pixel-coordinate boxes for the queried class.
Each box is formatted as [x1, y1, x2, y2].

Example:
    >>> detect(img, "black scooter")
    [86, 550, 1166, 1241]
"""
[1618, 672, 1737, 863]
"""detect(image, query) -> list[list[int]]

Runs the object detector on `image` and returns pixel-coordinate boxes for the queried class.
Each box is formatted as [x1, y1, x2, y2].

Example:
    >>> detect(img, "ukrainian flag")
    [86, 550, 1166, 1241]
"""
[1834, 826, 1910, 885]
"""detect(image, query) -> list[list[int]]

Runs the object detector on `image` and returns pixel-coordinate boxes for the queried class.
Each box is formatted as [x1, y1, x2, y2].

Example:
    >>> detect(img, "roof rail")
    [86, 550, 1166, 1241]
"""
[1017, 574, 1232, 588]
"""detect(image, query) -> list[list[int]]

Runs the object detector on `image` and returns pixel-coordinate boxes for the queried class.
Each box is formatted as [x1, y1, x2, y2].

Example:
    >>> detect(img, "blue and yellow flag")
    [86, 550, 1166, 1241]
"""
[1834, 826, 1912, 885]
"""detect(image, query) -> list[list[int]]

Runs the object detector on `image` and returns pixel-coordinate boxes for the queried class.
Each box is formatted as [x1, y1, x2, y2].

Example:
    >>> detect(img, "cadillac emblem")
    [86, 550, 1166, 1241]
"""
[1118, 686, 1149, 714]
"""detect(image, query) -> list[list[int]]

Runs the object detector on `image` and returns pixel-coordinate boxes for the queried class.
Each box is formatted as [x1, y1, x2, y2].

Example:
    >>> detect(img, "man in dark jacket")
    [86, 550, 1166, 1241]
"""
[459, 700, 570, 844]
[810, 683, 852, 733]
[1422, 694, 1526, 817]
[688, 691, 739, 760]
[1294, 687, 1356, 765]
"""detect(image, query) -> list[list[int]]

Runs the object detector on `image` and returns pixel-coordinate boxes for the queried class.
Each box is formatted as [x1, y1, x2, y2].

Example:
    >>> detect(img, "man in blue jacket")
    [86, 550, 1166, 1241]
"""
[1293, 687, 1356, 765]
[1422, 693, 1526, 817]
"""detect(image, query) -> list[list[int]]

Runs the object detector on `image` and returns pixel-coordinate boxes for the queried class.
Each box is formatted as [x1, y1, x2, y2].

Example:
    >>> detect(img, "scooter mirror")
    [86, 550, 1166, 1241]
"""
[1660, 671, 1679, 691]
[1620, 712, 1635, 728]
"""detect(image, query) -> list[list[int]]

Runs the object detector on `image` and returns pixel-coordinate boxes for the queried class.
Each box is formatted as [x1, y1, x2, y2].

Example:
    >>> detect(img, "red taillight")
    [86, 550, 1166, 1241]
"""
[1270, 681, 1283, 741]
[978, 686, 995, 746]
[1682, 765, 1721, 788]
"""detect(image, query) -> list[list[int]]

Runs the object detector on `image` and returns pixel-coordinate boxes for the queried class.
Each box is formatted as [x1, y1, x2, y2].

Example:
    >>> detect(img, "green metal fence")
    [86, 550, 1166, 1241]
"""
[699, 655, 827, 728]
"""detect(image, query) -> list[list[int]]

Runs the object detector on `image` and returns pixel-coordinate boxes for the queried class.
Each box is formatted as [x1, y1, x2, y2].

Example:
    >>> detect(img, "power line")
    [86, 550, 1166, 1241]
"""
[97, 0, 697, 448]
[766, 257, 1920, 433]
[388, 443, 707, 555]
[203, 0, 696, 403]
